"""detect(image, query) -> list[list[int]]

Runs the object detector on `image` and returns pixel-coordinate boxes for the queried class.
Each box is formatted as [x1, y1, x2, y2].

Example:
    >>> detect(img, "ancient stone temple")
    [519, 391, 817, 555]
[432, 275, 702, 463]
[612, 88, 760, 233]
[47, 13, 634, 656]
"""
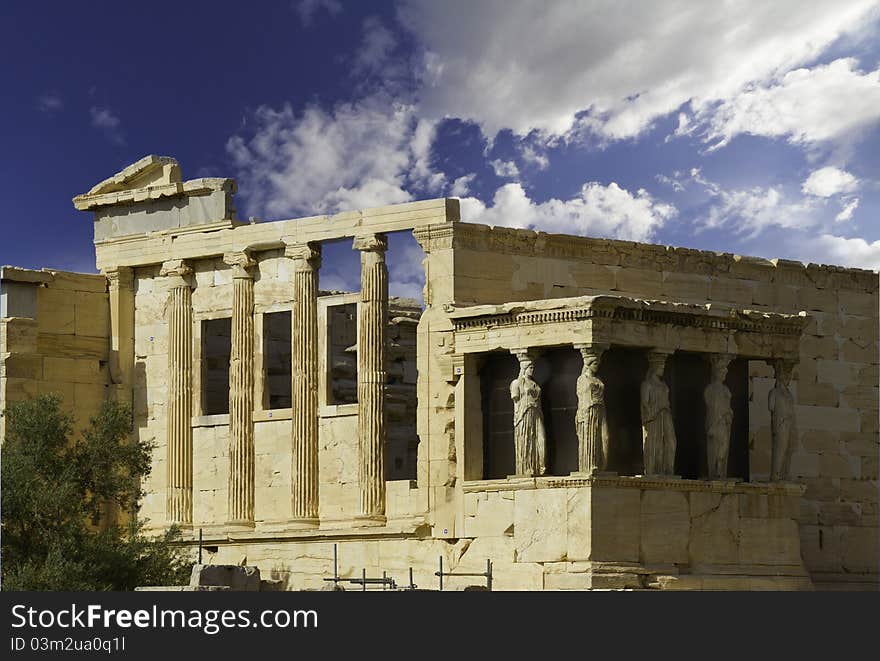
[1, 155, 878, 590]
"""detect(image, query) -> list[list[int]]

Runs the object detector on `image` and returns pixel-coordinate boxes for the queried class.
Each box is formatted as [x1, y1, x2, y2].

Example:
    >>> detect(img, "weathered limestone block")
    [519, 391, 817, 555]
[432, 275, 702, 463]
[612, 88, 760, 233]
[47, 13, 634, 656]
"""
[566, 487, 591, 561]
[738, 518, 802, 565]
[463, 493, 514, 538]
[689, 492, 739, 566]
[590, 487, 640, 562]
[513, 488, 568, 563]
[640, 489, 689, 565]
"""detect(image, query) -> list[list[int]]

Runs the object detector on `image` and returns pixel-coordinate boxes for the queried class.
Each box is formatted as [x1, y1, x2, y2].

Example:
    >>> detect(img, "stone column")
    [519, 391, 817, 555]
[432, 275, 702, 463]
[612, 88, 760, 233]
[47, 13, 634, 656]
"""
[354, 233, 388, 522]
[104, 267, 135, 404]
[224, 252, 256, 528]
[574, 344, 609, 475]
[160, 259, 194, 526]
[285, 242, 322, 526]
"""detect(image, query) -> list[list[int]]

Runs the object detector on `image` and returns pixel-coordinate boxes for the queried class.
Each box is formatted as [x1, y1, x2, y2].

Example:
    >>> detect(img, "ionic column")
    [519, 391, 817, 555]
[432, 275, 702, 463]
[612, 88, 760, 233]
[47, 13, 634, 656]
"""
[285, 242, 322, 526]
[354, 233, 388, 521]
[224, 252, 256, 527]
[160, 259, 194, 526]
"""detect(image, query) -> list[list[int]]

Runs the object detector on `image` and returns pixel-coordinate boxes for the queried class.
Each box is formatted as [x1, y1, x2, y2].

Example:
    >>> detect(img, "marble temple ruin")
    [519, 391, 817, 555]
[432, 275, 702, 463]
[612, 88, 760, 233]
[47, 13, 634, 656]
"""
[1, 155, 878, 590]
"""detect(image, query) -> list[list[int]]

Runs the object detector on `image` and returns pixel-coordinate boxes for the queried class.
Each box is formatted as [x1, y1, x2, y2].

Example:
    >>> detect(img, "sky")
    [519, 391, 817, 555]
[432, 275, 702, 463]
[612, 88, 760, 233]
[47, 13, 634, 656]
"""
[2, 0, 879, 300]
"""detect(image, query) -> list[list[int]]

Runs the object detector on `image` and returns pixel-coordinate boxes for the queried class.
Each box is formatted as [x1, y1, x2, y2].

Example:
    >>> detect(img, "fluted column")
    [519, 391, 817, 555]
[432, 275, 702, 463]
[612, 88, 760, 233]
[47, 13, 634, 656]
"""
[285, 242, 322, 526]
[224, 252, 256, 527]
[160, 259, 194, 526]
[354, 233, 388, 522]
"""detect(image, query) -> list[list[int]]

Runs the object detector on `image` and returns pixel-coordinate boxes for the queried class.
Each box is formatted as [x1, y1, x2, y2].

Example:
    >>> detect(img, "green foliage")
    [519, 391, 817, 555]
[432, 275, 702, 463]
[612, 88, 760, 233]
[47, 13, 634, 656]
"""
[1, 394, 193, 590]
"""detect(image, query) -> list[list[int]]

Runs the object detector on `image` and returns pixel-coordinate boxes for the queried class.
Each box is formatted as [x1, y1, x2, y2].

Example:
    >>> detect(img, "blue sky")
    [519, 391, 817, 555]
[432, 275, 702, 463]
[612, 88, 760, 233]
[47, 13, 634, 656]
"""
[2, 0, 879, 298]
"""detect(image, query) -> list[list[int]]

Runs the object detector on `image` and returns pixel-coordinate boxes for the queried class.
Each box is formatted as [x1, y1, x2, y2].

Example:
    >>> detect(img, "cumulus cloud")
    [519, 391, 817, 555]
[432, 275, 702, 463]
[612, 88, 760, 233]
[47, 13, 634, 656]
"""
[799, 233, 880, 270]
[227, 95, 447, 218]
[835, 198, 860, 222]
[450, 173, 476, 197]
[801, 166, 859, 197]
[701, 58, 880, 150]
[399, 0, 877, 142]
[459, 181, 676, 243]
[490, 159, 519, 179]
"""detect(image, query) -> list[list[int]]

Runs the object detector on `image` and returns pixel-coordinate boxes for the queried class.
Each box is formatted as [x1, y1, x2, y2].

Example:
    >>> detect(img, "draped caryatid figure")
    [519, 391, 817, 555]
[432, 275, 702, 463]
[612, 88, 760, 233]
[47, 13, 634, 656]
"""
[640, 351, 677, 476]
[510, 353, 546, 477]
[576, 346, 609, 474]
[704, 353, 733, 480]
[769, 359, 797, 481]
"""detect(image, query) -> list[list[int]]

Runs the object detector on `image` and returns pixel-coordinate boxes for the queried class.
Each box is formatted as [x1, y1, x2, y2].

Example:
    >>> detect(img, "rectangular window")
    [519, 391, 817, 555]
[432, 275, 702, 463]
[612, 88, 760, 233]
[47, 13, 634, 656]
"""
[264, 311, 292, 409]
[201, 317, 231, 415]
[327, 302, 358, 405]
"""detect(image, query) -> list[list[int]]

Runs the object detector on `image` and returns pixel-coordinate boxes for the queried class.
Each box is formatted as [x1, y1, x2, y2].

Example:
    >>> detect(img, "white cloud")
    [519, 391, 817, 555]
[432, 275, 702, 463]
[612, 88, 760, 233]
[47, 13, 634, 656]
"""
[227, 95, 448, 218]
[354, 16, 398, 76]
[490, 159, 519, 179]
[295, 0, 341, 26]
[519, 144, 549, 170]
[450, 173, 476, 197]
[399, 0, 878, 142]
[702, 58, 880, 150]
[801, 166, 859, 197]
[459, 181, 676, 243]
[89, 106, 124, 144]
[835, 198, 860, 222]
[800, 233, 880, 270]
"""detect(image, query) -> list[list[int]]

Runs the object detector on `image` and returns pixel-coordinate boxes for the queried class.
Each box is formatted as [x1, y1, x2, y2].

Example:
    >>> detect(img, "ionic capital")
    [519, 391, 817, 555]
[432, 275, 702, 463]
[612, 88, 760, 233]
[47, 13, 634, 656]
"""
[283, 242, 322, 272]
[353, 233, 388, 254]
[223, 251, 257, 279]
[159, 259, 193, 279]
[103, 266, 134, 291]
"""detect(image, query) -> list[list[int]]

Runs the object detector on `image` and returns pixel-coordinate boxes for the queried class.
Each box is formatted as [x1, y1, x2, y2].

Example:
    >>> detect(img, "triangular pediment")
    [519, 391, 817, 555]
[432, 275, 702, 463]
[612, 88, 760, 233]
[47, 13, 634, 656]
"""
[84, 155, 182, 196]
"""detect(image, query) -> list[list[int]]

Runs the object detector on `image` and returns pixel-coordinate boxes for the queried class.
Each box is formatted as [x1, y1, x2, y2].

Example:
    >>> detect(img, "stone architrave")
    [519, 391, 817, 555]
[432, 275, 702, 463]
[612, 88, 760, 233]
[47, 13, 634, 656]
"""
[704, 353, 734, 480]
[353, 234, 388, 521]
[769, 359, 798, 482]
[510, 351, 546, 477]
[224, 251, 256, 527]
[285, 242, 322, 526]
[575, 345, 609, 475]
[160, 259, 194, 525]
[640, 350, 677, 476]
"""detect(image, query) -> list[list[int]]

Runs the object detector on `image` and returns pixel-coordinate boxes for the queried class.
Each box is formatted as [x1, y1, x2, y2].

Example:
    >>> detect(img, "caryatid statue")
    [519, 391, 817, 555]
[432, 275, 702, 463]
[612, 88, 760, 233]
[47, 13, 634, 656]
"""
[640, 351, 677, 476]
[769, 359, 797, 481]
[576, 346, 609, 474]
[510, 353, 547, 477]
[704, 354, 733, 479]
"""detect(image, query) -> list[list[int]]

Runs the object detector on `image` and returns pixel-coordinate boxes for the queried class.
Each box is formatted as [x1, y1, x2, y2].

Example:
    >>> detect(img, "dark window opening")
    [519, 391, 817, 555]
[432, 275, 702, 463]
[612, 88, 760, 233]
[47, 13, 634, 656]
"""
[480, 353, 519, 479]
[599, 347, 648, 475]
[264, 311, 291, 409]
[534, 347, 581, 475]
[327, 303, 358, 405]
[202, 317, 231, 415]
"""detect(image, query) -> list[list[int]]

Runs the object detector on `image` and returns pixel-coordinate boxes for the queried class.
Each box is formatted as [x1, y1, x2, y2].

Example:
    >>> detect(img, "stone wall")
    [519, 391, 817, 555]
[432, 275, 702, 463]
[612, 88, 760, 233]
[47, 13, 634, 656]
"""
[441, 222, 879, 589]
[1, 267, 110, 438]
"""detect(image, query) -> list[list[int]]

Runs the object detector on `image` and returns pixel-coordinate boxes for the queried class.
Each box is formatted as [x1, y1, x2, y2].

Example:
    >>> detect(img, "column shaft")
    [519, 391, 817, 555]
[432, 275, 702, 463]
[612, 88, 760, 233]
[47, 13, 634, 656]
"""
[355, 234, 388, 520]
[286, 243, 321, 524]
[161, 260, 193, 526]
[225, 253, 256, 526]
